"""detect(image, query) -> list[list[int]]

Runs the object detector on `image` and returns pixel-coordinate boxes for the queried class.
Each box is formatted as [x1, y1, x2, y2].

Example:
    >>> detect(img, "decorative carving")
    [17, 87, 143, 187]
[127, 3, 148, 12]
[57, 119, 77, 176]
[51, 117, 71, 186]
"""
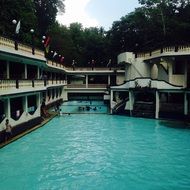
[134, 80, 152, 90]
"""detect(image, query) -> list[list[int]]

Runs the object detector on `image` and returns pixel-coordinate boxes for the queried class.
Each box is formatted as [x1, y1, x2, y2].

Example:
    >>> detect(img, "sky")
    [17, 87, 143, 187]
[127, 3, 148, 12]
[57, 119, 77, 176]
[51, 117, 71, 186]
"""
[56, 0, 140, 30]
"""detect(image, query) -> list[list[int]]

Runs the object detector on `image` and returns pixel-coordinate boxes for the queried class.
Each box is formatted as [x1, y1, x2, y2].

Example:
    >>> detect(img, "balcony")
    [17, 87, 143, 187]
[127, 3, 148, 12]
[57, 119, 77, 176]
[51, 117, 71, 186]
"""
[0, 79, 66, 96]
[46, 60, 122, 74]
[46, 80, 67, 88]
[0, 36, 45, 59]
[136, 45, 190, 60]
[66, 84, 108, 89]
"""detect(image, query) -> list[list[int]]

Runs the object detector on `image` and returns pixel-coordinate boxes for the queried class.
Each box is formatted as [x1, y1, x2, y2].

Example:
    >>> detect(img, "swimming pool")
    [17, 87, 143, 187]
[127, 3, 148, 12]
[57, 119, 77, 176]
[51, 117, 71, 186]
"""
[60, 100, 108, 114]
[0, 114, 190, 189]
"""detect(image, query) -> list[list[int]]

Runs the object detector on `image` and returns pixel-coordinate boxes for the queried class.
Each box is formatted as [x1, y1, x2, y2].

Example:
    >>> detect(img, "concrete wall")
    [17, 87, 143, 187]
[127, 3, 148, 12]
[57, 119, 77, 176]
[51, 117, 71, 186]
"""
[168, 61, 185, 87]
[116, 73, 125, 85]
[125, 58, 151, 81]
[0, 93, 41, 131]
[118, 52, 134, 64]
[69, 78, 84, 84]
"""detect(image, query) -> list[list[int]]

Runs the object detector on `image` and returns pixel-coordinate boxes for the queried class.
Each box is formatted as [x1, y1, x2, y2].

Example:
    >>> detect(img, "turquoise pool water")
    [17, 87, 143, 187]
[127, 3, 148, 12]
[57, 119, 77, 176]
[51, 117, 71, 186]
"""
[60, 100, 108, 113]
[0, 115, 190, 189]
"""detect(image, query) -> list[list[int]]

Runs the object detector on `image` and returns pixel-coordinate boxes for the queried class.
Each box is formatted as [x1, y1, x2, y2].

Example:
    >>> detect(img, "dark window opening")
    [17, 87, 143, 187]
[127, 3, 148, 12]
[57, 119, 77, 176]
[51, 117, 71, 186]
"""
[173, 60, 184, 74]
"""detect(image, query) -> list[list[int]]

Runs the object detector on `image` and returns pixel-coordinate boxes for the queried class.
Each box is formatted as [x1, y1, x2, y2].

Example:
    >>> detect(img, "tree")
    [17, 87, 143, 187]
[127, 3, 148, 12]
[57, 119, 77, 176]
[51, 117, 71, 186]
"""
[34, 0, 65, 36]
[0, 0, 36, 41]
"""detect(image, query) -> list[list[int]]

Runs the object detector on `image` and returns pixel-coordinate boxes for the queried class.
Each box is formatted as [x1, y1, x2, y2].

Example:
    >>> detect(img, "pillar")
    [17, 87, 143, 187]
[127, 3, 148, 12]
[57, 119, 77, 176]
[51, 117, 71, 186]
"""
[37, 66, 40, 79]
[129, 90, 134, 116]
[62, 88, 68, 101]
[24, 64, 27, 79]
[108, 75, 111, 86]
[155, 90, 160, 119]
[86, 75, 88, 88]
[6, 61, 10, 79]
[23, 96, 28, 113]
[110, 90, 113, 114]
[5, 98, 11, 119]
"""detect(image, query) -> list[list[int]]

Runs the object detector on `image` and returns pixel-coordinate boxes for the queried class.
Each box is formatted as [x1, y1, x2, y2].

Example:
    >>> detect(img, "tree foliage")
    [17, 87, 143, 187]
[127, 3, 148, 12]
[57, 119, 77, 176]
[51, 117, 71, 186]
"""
[0, 0, 190, 67]
[34, 0, 65, 36]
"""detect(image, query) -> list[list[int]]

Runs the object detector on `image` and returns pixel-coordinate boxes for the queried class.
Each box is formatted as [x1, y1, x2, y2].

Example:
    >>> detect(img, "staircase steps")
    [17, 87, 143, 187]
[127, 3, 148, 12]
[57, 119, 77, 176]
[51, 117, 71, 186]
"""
[132, 101, 155, 118]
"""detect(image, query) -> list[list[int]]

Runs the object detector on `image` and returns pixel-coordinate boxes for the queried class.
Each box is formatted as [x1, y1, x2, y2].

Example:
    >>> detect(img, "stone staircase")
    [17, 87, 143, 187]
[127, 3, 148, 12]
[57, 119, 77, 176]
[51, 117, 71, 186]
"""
[132, 101, 155, 118]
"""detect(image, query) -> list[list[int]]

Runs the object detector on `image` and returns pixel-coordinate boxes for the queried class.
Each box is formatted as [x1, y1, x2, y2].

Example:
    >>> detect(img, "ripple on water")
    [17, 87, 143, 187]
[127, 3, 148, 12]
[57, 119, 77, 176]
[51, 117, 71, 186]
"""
[0, 114, 190, 190]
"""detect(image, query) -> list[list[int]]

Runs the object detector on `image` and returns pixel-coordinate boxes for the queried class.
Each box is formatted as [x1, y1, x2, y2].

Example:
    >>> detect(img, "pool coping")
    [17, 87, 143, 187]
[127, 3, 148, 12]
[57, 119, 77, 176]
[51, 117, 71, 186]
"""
[0, 112, 57, 149]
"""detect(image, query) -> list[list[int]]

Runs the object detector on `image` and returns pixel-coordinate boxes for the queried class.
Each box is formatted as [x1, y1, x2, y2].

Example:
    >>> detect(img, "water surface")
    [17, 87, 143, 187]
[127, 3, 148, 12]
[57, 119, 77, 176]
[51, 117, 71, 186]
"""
[0, 114, 190, 190]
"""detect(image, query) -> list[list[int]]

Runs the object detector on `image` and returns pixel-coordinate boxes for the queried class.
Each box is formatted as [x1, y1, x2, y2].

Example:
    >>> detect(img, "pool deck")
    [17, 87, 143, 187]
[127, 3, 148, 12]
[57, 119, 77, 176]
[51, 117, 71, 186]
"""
[0, 112, 57, 149]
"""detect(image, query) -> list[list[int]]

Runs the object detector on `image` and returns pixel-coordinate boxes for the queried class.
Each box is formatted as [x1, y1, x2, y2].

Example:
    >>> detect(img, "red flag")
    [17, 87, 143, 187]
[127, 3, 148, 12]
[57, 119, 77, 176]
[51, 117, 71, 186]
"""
[44, 36, 50, 47]
[60, 56, 64, 63]
[44, 36, 51, 54]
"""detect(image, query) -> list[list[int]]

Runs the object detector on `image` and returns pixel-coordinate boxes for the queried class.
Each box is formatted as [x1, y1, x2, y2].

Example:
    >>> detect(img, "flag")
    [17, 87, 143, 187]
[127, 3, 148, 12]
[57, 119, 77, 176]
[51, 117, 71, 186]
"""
[44, 36, 50, 47]
[60, 56, 64, 63]
[44, 36, 51, 54]
[45, 46, 50, 54]
[107, 59, 111, 67]
[15, 20, 21, 34]
[53, 51, 57, 58]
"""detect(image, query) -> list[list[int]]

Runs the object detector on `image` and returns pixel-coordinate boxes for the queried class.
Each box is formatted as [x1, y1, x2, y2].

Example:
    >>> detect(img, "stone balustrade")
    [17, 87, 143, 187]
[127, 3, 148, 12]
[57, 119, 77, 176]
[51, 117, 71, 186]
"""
[0, 36, 44, 57]
[136, 45, 190, 59]
[0, 79, 66, 91]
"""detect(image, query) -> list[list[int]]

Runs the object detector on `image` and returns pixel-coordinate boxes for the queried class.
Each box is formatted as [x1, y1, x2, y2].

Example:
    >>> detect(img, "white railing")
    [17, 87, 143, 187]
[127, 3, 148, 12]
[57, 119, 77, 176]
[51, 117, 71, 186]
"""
[67, 84, 107, 89]
[0, 36, 15, 48]
[0, 79, 41, 90]
[35, 80, 45, 87]
[136, 45, 190, 59]
[0, 36, 44, 57]
[0, 79, 66, 92]
[0, 80, 16, 89]
[19, 80, 32, 88]
[46, 79, 66, 86]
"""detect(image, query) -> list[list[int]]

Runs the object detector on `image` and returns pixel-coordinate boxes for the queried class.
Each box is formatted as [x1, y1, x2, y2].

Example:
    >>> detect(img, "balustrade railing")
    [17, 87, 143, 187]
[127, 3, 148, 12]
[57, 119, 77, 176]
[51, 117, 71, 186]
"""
[136, 44, 190, 59]
[0, 80, 16, 89]
[1, 36, 121, 72]
[67, 84, 107, 89]
[0, 36, 44, 57]
[0, 36, 15, 48]
[0, 79, 65, 91]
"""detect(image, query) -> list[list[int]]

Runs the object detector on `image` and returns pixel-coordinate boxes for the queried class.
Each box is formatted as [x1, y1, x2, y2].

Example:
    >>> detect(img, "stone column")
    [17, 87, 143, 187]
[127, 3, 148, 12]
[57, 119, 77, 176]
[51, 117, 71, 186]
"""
[155, 90, 160, 119]
[108, 75, 111, 86]
[24, 64, 27, 79]
[5, 98, 11, 119]
[86, 75, 88, 88]
[184, 92, 188, 115]
[110, 90, 113, 114]
[129, 90, 134, 116]
[23, 96, 28, 114]
[37, 66, 40, 79]
[6, 61, 10, 79]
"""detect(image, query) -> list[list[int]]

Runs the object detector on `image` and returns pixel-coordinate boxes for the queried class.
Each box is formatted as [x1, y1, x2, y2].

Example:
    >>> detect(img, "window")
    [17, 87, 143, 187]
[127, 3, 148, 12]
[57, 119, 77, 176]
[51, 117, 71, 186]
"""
[173, 60, 184, 74]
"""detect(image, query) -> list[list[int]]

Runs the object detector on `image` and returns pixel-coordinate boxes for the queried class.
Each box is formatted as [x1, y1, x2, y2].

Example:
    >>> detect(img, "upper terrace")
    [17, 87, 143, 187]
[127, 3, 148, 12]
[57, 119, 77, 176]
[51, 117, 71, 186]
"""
[0, 36, 123, 74]
[118, 45, 190, 64]
[137, 45, 190, 61]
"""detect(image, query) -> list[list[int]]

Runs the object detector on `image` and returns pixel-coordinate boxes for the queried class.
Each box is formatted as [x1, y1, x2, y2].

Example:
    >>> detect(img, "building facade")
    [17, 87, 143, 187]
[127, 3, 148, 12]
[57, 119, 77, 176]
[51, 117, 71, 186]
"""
[110, 47, 190, 120]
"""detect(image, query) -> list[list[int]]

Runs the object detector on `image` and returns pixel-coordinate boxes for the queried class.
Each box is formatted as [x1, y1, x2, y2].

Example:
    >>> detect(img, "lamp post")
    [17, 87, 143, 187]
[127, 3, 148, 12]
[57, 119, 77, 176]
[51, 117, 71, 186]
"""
[107, 59, 112, 70]
[42, 36, 46, 57]
[30, 29, 35, 55]
[12, 19, 18, 50]
[72, 60, 75, 70]
[91, 59, 95, 70]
